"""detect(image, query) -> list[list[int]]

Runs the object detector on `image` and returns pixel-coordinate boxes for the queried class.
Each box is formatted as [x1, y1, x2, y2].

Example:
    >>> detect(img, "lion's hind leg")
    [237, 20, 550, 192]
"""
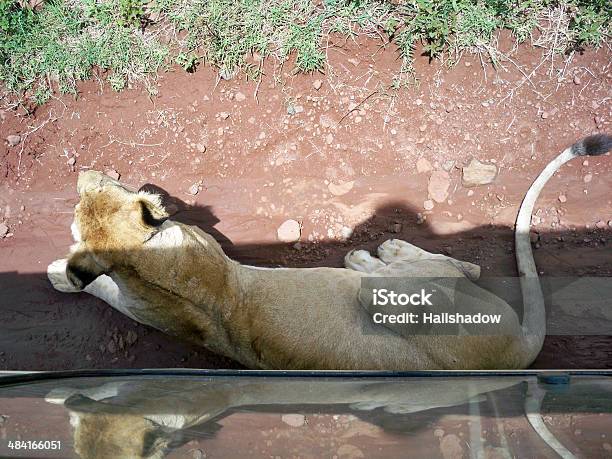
[377, 239, 481, 280]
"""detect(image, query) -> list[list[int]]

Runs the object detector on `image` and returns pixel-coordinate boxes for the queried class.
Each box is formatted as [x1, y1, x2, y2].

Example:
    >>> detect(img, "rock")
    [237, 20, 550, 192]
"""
[328, 181, 354, 196]
[340, 226, 353, 239]
[191, 448, 205, 459]
[462, 159, 497, 187]
[391, 223, 402, 233]
[423, 200, 435, 211]
[558, 194, 567, 203]
[6, 134, 20, 147]
[416, 157, 433, 173]
[442, 160, 455, 171]
[196, 143, 207, 153]
[218, 112, 230, 120]
[0, 223, 8, 238]
[583, 174, 592, 183]
[235, 92, 246, 102]
[125, 330, 138, 345]
[219, 67, 237, 80]
[67, 156, 76, 166]
[277, 219, 301, 242]
[439, 434, 464, 459]
[595, 220, 606, 229]
[313, 79, 322, 90]
[325, 133, 333, 145]
[281, 414, 305, 427]
[541, 111, 549, 119]
[573, 75, 581, 85]
[319, 114, 334, 129]
[433, 428, 445, 438]
[428, 170, 450, 203]
[416, 213, 425, 224]
[188, 182, 200, 195]
[105, 169, 120, 180]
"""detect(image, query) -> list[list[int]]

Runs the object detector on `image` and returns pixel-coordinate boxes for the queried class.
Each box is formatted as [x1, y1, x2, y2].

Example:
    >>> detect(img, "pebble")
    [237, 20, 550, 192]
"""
[188, 183, 200, 195]
[573, 75, 581, 85]
[6, 134, 20, 147]
[416, 157, 433, 173]
[583, 174, 592, 183]
[462, 159, 497, 187]
[313, 79, 322, 90]
[196, 143, 206, 153]
[218, 112, 230, 120]
[105, 169, 121, 180]
[416, 213, 425, 224]
[0, 223, 8, 238]
[67, 157, 76, 166]
[281, 414, 305, 427]
[234, 92, 246, 102]
[541, 111, 549, 119]
[595, 221, 606, 229]
[428, 170, 450, 203]
[325, 133, 333, 145]
[423, 200, 435, 210]
[558, 194, 567, 203]
[277, 219, 301, 242]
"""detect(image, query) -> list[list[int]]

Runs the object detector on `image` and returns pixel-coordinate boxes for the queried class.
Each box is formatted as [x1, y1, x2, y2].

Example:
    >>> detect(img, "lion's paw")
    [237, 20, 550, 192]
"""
[344, 249, 386, 273]
[377, 239, 426, 264]
[47, 258, 81, 293]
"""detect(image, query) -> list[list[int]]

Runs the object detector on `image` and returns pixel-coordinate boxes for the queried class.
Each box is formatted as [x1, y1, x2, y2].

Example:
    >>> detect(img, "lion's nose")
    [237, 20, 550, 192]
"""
[77, 170, 121, 195]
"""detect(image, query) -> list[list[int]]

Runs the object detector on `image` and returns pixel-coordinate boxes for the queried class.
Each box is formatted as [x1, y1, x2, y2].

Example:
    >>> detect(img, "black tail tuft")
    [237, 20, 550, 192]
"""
[571, 134, 612, 156]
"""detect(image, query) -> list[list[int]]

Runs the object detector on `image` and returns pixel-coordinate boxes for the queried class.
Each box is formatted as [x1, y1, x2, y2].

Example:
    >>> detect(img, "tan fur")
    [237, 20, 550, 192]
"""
[49, 171, 530, 370]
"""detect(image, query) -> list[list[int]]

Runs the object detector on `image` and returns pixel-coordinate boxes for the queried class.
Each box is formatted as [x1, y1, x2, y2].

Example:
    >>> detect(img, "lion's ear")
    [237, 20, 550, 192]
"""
[137, 194, 168, 228]
[66, 250, 106, 290]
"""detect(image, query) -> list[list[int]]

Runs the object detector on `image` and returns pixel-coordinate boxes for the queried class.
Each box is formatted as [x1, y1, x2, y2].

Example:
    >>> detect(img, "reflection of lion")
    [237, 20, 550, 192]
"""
[44, 377, 523, 459]
[48, 135, 610, 370]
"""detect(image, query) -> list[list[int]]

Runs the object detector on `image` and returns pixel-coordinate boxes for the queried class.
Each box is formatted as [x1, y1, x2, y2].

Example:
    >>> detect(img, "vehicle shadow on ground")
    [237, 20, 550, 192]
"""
[0, 184, 610, 371]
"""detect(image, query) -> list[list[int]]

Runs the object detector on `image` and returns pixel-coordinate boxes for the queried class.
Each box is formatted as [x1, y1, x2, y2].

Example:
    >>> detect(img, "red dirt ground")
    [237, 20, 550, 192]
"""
[0, 35, 610, 371]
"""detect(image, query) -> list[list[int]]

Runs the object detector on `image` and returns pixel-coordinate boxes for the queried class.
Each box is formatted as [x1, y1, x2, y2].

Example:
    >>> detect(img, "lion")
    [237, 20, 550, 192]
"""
[47, 134, 610, 370]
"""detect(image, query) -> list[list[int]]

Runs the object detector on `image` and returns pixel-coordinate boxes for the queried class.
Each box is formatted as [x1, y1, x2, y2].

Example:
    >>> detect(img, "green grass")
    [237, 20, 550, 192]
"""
[1, 0, 610, 104]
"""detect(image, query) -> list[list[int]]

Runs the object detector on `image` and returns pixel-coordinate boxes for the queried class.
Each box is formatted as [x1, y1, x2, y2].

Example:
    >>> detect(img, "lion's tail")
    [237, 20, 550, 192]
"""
[515, 134, 611, 367]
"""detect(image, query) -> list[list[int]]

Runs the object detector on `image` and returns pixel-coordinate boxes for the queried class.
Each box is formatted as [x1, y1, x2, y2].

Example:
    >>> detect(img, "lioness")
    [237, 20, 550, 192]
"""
[48, 134, 610, 370]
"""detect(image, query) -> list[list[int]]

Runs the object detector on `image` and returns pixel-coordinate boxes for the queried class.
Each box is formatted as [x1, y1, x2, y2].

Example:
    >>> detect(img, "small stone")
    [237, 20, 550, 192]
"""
[277, 219, 301, 242]
[218, 112, 230, 120]
[105, 169, 120, 180]
[541, 111, 549, 119]
[416, 213, 425, 224]
[325, 133, 333, 145]
[188, 182, 200, 195]
[281, 414, 305, 427]
[423, 200, 435, 210]
[391, 223, 402, 233]
[434, 428, 445, 438]
[595, 220, 606, 229]
[313, 79, 322, 90]
[235, 92, 246, 102]
[319, 114, 334, 128]
[462, 159, 497, 187]
[442, 160, 455, 171]
[428, 170, 450, 203]
[573, 75, 581, 85]
[340, 226, 353, 239]
[0, 223, 8, 238]
[558, 194, 567, 203]
[416, 157, 433, 173]
[196, 143, 207, 153]
[6, 134, 20, 147]
[583, 174, 592, 183]
[67, 157, 76, 166]
[467, 190, 474, 197]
